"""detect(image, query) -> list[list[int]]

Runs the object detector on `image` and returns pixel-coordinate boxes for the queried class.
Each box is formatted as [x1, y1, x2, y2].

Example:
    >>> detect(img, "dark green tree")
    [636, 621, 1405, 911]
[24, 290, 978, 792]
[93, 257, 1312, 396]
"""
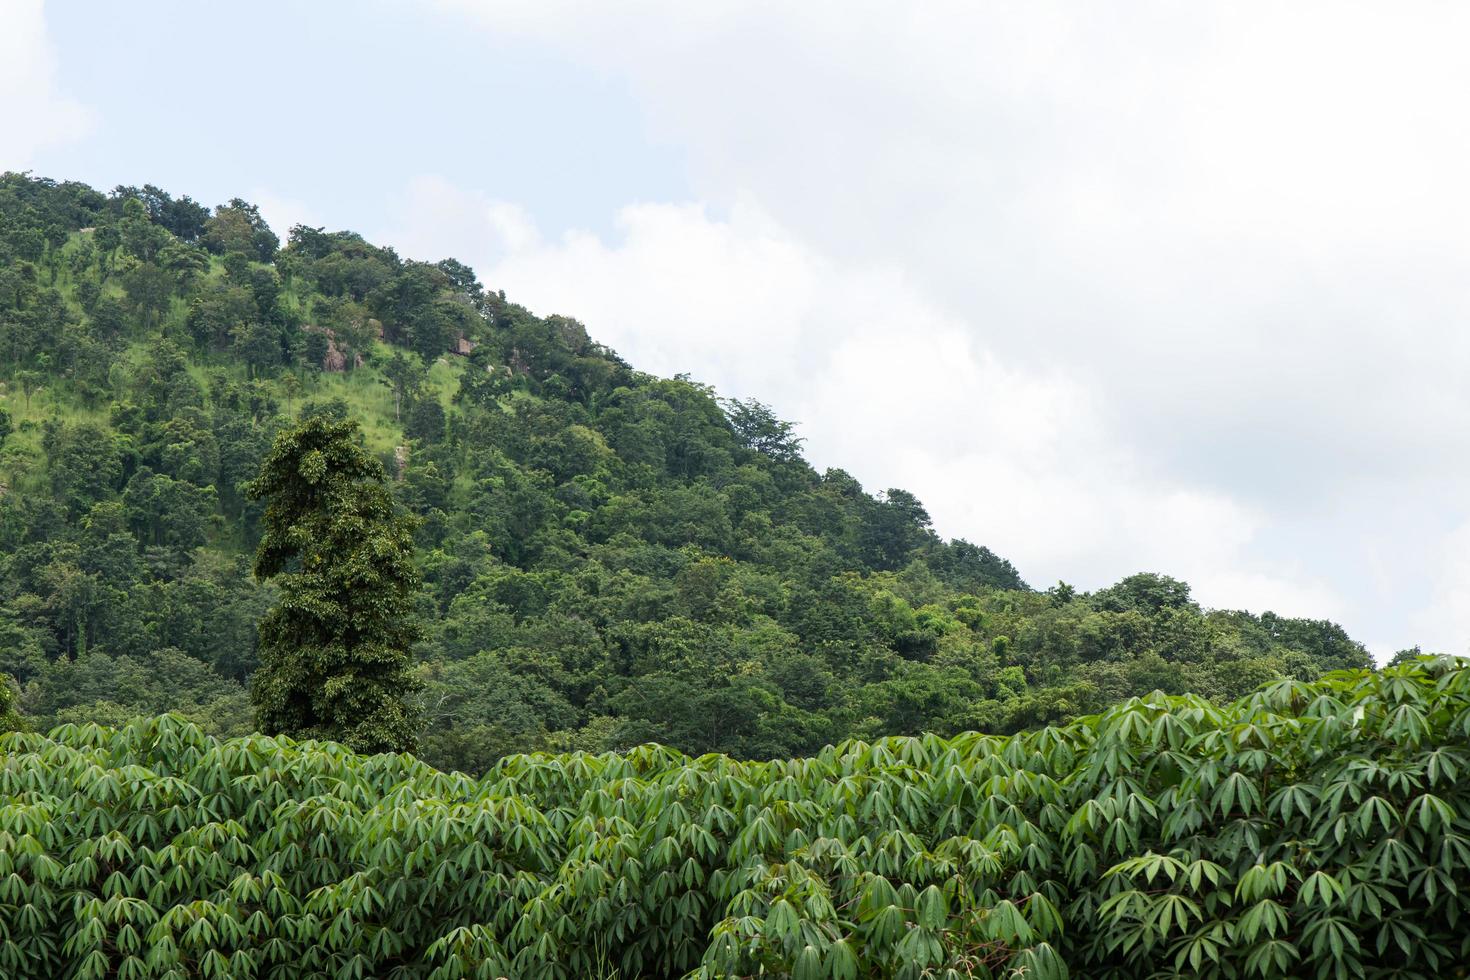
[245, 416, 423, 752]
[379, 350, 424, 421]
[202, 198, 279, 261]
[92, 224, 121, 276]
[117, 183, 210, 240]
[723, 397, 804, 462]
[232, 319, 282, 377]
[0, 672, 20, 732]
[404, 395, 445, 444]
[122, 468, 216, 550]
[159, 241, 209, 291]
[1092, 572, 1196, 613]
[120, 261, 174, 328]
[46, 420, 122, 517]
[14, 369, 41, 412]
[117, 198, 170, 262]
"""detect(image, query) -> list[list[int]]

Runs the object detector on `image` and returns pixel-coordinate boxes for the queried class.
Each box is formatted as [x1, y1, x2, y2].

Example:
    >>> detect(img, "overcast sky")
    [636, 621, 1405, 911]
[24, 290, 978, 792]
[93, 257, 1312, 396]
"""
[7, 0, 1469, 657]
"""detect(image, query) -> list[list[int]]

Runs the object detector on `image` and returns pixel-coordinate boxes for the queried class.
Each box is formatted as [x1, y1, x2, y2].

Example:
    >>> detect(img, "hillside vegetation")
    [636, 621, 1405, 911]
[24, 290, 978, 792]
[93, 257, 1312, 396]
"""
[0, 172, 1373, 768]
[1, 656, 1466, 978]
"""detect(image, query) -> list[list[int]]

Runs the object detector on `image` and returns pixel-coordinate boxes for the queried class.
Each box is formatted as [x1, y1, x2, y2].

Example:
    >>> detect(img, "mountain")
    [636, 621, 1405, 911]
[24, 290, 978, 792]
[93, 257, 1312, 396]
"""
[0, 172, 1371, 770]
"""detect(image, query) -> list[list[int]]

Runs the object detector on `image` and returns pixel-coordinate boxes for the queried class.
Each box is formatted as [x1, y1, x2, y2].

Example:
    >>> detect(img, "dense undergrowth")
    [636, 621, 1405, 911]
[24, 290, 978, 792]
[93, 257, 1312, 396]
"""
[1, 656, 1466, 979]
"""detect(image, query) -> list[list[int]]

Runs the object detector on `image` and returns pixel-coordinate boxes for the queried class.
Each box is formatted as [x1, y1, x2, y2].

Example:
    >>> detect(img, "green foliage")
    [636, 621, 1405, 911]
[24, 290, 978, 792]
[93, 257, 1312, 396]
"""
[0, 673, 20, 732]
[201, 198, 279, 261]
[723, 396, 804, 462]
[246, 416, 423, 753]
[1, 657, 1467, 978]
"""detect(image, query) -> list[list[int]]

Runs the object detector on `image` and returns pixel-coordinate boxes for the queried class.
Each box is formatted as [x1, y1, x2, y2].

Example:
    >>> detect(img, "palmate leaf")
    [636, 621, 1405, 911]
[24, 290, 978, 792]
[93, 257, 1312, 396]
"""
[1171, 921, 1231, 973]
[1235, 862, 1297, 903]
[1297, 871, 1345, 909]
[1301, 914, 1362, 964]
[1237, 898, 1290, 942]
[1148, 894, 1204, 936]
[1243, 937, 1300, 976]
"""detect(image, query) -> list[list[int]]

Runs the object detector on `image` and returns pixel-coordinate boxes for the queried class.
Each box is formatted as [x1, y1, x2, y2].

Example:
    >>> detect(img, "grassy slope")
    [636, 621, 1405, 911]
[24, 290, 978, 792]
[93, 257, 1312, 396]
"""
[1, 231, 465, 545]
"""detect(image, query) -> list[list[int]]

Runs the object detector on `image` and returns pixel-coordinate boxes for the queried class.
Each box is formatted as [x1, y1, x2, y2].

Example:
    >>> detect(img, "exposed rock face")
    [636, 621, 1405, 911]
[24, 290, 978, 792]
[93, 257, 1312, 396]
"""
[323, 335, 346, 373]
[303, 324, 349, 372]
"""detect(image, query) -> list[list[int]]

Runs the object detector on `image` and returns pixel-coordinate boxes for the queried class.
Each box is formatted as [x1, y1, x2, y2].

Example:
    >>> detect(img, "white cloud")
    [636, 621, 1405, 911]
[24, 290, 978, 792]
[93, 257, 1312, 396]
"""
[251, 189, 321, 244]
[477, 200, 816, 393]
[404, 1, 1470, 653]
[0, 0, 91, 167]
[383, 175, 541, 264]
[1411, 521, 1470, 658]
[430, 0, 1470, 480]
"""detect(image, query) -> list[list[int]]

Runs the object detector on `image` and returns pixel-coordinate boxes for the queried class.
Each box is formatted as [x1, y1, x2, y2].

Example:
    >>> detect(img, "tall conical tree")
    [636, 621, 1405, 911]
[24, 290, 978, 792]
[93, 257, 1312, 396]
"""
[245, 415, 422, 752]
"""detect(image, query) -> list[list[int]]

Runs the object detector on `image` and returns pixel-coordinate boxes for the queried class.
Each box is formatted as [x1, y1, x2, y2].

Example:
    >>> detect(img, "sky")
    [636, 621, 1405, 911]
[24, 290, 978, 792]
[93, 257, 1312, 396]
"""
[6, 0, 1469, 657]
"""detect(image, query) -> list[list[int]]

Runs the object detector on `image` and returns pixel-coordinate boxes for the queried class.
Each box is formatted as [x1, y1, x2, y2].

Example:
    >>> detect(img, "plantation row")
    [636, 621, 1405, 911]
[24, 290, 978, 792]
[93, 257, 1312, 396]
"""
[1, 658, 1468, 979]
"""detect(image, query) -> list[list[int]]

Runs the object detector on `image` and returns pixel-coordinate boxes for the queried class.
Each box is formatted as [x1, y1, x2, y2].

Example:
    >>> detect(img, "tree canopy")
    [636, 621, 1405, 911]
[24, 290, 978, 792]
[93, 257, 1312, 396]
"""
[246, 416, 422, 753]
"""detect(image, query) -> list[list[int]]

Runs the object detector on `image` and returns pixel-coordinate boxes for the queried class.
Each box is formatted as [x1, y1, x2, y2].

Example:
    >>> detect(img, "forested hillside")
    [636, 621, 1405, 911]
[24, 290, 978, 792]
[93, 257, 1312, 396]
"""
[0, 172, 1372, 770]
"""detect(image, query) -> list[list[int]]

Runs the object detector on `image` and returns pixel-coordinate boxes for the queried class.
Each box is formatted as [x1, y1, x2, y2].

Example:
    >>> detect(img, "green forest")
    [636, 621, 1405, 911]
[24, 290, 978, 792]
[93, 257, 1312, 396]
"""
[0, 173, 1378, 769]
[2, 172, 1459, 978]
